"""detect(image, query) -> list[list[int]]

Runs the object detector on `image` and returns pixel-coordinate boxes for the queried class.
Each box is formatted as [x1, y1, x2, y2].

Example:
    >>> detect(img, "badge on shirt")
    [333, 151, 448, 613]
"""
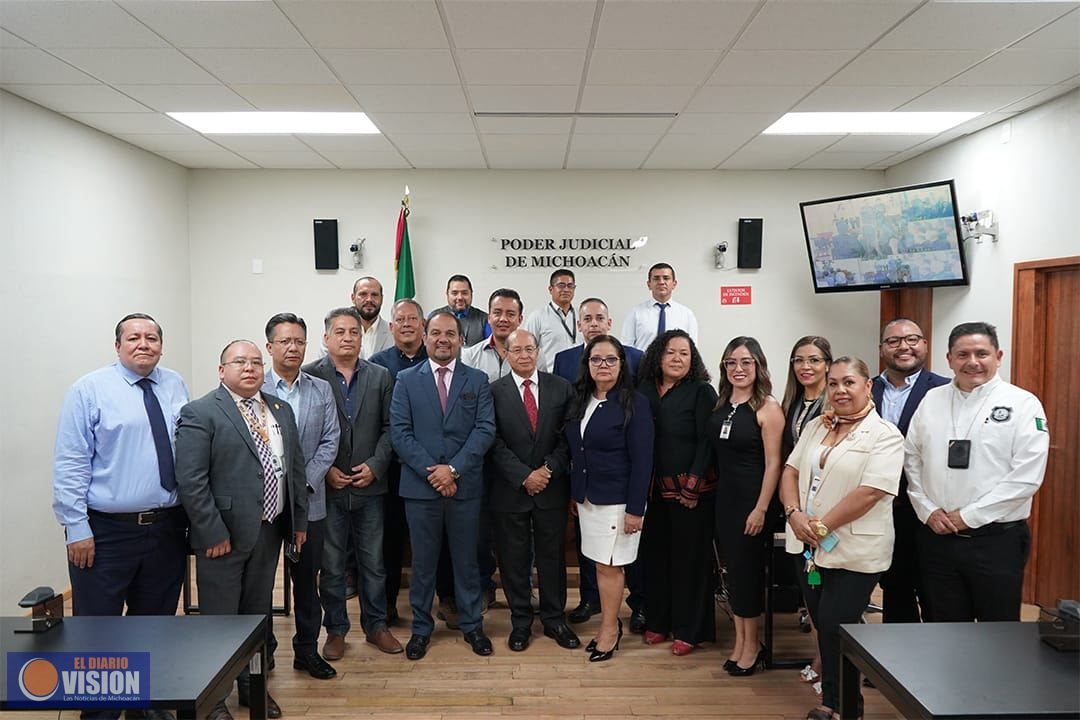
[989, 406, 1012, 423]
[1035, 417, 1049, 432]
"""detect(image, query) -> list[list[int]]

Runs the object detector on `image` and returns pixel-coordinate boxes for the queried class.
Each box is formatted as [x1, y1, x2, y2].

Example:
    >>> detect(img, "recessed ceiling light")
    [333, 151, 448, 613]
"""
[167, 112, 380, 134]
[763, 112, 982, 135]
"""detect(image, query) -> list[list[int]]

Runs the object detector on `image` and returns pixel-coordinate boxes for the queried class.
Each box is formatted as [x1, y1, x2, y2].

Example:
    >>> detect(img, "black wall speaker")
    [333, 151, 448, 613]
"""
[314, 219, 339, 270]
[737, 218, 763, 269]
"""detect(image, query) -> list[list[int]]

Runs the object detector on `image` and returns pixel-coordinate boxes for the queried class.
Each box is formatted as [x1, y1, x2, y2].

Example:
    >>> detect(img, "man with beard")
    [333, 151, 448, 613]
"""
[351, 276, 393, 360]
[430, 274, 489, 348]
[523, 269, 578, 373]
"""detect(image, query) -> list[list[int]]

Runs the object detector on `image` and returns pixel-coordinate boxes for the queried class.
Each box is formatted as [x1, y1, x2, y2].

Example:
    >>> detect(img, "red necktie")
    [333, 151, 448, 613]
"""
[522, 379, 538, 434]
[436, 366, 449, 414]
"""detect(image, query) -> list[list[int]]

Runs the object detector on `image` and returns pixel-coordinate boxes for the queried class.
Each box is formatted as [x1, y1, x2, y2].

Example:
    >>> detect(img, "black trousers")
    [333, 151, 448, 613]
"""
[916, 521, 1030, 622]
[492, 505, 569, 631]
[268, 518, 325, 658]
[796, 560, 880, 715]
[880, 500, 925, 623]
[383, 487, 409, 612]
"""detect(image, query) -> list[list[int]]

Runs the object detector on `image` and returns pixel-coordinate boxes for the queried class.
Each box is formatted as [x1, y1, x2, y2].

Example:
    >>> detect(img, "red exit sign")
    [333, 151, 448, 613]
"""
[720, 286, 752, 305]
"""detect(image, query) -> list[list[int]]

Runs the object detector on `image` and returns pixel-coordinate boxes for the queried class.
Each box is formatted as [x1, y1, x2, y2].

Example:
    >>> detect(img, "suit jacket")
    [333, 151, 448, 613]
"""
[175, 385, 308, 553]
[302, 356, 393, 496]
[261, 369, 339, 521]
[871, 369, 950, 436]
[390, 361, 496, 501]
[553, 343, 644, 385]
[489, 372, 572, 512]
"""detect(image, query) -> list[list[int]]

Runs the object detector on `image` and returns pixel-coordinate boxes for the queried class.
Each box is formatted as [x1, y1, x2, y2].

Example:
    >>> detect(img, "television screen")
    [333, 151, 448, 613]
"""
[799, 179, 969, 293]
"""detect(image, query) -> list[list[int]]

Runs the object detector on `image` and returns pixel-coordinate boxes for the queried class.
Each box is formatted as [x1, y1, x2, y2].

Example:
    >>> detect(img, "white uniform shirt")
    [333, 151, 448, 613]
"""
[460, 337, 511, 382]
[904, 375, 1049, 529]
[523, 302, 577, 372]
[621, 298, 698, 351]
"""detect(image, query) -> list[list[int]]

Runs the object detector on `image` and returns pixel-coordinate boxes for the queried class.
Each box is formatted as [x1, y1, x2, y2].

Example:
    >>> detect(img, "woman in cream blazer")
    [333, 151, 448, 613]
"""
[779, 356, 903, 720]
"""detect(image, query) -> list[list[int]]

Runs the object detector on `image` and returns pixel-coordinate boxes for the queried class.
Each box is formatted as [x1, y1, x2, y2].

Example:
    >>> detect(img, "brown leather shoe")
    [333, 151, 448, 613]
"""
[322, 634, 346, 661]
[206, 701, 233, 720]
[366, 627, 403, 654]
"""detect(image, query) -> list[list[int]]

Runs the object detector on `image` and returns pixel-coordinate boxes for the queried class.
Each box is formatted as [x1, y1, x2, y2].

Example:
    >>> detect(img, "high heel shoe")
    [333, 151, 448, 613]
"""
[588, 619, 623, 662]
[723, 659, 738, 672]
[728, 650, 766, 677]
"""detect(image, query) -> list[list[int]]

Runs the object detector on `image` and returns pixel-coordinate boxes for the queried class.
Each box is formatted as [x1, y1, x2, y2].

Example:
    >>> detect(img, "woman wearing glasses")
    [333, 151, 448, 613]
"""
[710, 337, 784, 676]
[636, 330, 718, 656]
[565, 335, 654, 662]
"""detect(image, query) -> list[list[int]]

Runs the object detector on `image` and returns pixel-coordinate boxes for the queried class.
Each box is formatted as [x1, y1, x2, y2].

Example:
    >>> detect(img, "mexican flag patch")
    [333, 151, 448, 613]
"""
[1035, 417, 1049, 432]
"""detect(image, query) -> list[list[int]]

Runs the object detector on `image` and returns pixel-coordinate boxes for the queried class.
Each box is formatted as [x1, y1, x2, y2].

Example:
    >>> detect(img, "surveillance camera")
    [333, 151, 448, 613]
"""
[717, 242, 728, 252]
[349, 243, 359, 253]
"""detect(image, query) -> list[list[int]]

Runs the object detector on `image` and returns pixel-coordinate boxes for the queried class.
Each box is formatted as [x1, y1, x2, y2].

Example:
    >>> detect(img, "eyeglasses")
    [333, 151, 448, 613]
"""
[508, 346, 538, 356]
[723, 358, 756, 370]
[553, 282, 576, 290]
[589, 355, 620, 367]
[881, 334, 924, 349]
[224, 358, 264, 369]
[271, 339, 307, 348]
[791, 356, 826, 367]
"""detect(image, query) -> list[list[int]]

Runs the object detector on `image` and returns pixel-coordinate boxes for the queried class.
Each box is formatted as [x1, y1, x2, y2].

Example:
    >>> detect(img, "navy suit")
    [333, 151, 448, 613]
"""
[390, 361, 496, 635]
[553, 343, 643, 385]
[872, 369, 950, 623]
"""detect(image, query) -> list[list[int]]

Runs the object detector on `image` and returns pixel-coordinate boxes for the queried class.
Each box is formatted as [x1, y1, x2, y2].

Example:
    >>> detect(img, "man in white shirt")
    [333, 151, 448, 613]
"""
[523, 269, 577, 372]
[351, 276, 394, 359]
[904, 321, 1050, 622]
[621, 263, 698, 351]
[461, 288, 523, 383]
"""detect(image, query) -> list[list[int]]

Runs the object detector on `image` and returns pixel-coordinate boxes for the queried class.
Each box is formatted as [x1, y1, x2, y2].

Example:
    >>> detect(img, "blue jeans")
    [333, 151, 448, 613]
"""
[321, 492, 387, 637]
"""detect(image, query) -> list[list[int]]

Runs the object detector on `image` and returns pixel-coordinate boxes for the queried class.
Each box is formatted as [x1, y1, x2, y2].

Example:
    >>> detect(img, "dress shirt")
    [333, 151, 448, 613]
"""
[360, 316, 392, 360]
[523, 302, 577, 372]
[54, 362, 190, 543]
[878, 370, 920, 427]
[460, 337, 512, 382]
[621, 297, 698, 351]
[511, 370, 541, 411]
[225, 385, 286, 520]
[267, 368, 304, 423]
[332, 359, 362, 419]
[429, 358, 457, 395]
[904, 376, 1050, 529]
[369, 344, 427, 382]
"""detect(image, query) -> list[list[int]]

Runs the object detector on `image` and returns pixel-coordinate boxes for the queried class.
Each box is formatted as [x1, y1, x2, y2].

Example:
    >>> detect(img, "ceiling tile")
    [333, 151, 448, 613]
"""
[667, 112, 779, 135]
[403, 149, 486, 169]
[0, 1, 166, 48]
[277, 1, 449, 49]
[1015, 8, 1080, 50]
[0, 48, 97, 84]
[587, 50, 718, 86]
[116, 84, 254, 112]
[947, 49, 1080, 86]
[119, 1, 308, 49]
[874, 2, 1071, 51]
[118, 134, 225, 153]
[574, 116, 674, 134]
[158, 149, 256, 168]
[650, 133, 749, 156]
[736, 0, 920, 50]
[827, 51, 988, 86]
[469, 85, 579, 113]
[707, 50, 857, 86]
[596, 1, 759, 50]
[569, 133, 660, 152]
[481, 134, 569, 152]
[486, 151, 565, 169]
[236, 151, 335, 169]
[684, 86, 811, 113]
[184, 49, 337, 85]
[566, 148, 649, 169]
[718, 134, 844, 169]
[5, 84, 150, 113]
[443, 1, 597, 49]
[350, 85, 468, 113]
[946, 111, 1019, 136]
[900, 85, 1048, 111]
[230, 84, 361, 112]
[297, 135, 398, 153]
[457, 50, 585, 85]
[389, 134, 481, 153]
[0, 29, 32, 47]
[794, 85, 931, 111]
[66, 112, 191, 134]
[320, 151, 412, 169]
[367, 112, 477, 133]
[828, 135, 934, 152]
[206, 135, 312, 152]
[579, 85, 696, 113]
[1000, 83, 1078, 112]
[475, 116, 573, 134]
[50, 48, 219, 85]
[796, 151, 896, 169]
[642, 148, 727, 169]
[322, 50, 460, 85]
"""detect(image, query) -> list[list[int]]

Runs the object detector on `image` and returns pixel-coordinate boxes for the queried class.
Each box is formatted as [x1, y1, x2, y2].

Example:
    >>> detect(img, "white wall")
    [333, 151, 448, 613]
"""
[885, 89, 1080, 378]
[187, 169, 888, 395]
[0, 91, 190, 610]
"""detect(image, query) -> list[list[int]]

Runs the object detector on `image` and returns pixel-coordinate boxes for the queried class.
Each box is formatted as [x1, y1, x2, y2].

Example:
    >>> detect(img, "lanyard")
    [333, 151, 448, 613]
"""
[550, 302, 576, 342]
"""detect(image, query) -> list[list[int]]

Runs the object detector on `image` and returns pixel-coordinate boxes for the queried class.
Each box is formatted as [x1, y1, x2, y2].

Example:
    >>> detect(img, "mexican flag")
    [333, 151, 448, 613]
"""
[394, 186, 415, 301]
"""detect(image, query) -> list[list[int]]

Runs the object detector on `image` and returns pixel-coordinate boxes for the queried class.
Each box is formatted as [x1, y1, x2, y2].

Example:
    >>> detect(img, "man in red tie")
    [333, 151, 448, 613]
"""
[487, 329, 580, 652]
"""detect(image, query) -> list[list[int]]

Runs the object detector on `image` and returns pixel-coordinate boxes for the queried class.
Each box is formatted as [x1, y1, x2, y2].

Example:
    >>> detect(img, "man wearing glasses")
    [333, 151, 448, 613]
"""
[523, 269, 578, 372]
[872, 318, 949, 623]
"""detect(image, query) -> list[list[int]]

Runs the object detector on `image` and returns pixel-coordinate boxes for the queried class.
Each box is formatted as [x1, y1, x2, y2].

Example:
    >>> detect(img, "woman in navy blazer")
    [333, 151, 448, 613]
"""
[565, 335, 654, 662]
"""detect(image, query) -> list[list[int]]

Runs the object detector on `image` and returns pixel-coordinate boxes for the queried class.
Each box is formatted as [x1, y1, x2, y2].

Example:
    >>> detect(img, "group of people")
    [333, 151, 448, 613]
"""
[53, 262, 1050, 720]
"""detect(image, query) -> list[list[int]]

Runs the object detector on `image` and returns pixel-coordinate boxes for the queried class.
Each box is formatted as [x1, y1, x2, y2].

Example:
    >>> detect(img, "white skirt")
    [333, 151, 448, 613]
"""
[578, 499, 643, 567]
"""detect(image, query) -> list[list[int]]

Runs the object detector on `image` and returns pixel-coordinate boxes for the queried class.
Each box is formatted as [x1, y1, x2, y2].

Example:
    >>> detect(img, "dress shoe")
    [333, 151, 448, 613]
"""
[723, 659, 739, 672]
[508, 627, 531, 652]
[437, 598, 460, 630]
[671, 640, 694, 656]
[292, 652, 337, 680]
[543, 623, 581, 649]
[322, 634, 346, 661]
[588, 619, 623, 663]
[568, 599, 600, 624]
[366, 627, 403, 654]
[629, 608, 647, 634]
[405, 634, 430, 661]
[643, 630, 668, 645]
[386, 605, 400, 627]
[237, 684, 282, 719]
[205, 701, 233, 720]
[463, 629, 494, 656]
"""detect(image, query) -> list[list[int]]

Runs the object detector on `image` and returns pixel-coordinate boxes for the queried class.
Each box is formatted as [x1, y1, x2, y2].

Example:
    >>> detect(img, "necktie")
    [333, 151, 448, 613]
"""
[136, 378, 176, 492]
[436, 366, 450, 414]
[522, 379, 538, 434]
[656, 302, 669, 335]
[240, 398, 280, 521]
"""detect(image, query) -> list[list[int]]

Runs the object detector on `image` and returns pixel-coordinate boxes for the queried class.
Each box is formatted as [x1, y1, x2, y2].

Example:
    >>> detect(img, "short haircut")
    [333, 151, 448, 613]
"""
[115, 313, 162, 343]
[391, 298, 425, 319]
[488, 288, 524, 315]
[220, 339, 258, 364]
[427, 309, 464, 335]
[578, 297, 608, 312]
[648, 262, 676, 281]
[446, 274, 473, 292]
[948, 321, 999, 350]
[265, 312, 307, 341]
[352, 276, 383, 294]
[880, 316, 922, 342]
[323, 306, 362, 333]
[549, 268, 575, 285]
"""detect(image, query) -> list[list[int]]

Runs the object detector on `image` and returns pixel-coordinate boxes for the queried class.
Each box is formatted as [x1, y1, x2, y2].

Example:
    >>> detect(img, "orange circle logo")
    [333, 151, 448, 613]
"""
[18, 658, 59, 701]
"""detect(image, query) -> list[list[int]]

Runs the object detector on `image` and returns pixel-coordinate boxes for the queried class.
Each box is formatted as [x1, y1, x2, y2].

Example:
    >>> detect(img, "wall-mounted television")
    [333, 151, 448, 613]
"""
[799, 179, 969, 293]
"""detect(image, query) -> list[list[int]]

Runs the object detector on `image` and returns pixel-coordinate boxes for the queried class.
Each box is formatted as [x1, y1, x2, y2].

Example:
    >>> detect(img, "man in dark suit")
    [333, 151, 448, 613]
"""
[176, 340, 308, 720]
[553, 297, 643, 385]
[490, 329, 579, 651]
[429, 274, 489, 347]
[303, 307, 401, 658]
[872, 318, 949, 623]
[389, 311, 496, 660]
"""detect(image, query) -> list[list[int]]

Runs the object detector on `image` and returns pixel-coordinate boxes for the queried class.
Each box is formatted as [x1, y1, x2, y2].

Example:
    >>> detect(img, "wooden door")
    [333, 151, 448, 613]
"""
[1013, 257, 1080, 608]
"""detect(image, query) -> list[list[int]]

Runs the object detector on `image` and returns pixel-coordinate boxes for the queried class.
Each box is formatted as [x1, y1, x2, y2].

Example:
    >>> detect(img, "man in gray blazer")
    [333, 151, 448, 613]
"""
[262, 313, 339, 679]
[303, 307, 401, 658]
[176, 340, 308, 720]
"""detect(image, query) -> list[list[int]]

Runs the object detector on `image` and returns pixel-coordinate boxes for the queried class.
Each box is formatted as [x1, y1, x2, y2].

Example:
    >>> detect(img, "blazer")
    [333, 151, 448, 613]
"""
[261, 369, 339, 521]
[871, 370, 950, 436]
[389, 361, 496, 501]
[783, 410, 904, 573]
[553, 343, 644, 386]
[565, 389, 654, 516]
[302, 356, 393, 496]
[175, 385, 308, 553]
[489, 372, 572, 512]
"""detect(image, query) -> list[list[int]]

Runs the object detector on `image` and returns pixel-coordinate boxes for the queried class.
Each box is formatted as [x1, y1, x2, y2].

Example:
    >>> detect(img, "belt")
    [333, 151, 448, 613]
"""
[955, 519, 1026, 538]
[88, 506, 183, 526]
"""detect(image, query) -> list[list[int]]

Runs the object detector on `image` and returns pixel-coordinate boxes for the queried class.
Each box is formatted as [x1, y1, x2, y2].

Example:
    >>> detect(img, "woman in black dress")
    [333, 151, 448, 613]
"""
[711, 336, 784, 676]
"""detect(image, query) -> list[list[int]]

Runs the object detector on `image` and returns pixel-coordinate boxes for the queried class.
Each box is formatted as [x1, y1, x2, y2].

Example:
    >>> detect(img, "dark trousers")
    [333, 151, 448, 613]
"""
[642, 498, 715, 644]
[797, 560, 880, 715]
[437, 533, 456, 600]
[880, 500, 924, 623]
[916, 521, 1030, 622]
[477, 489, 498, 592]
[383, 482, 409, 614]
[268, 518, 324, 659]
[492, 505, 569, 631]
[575, 514, 645, 611]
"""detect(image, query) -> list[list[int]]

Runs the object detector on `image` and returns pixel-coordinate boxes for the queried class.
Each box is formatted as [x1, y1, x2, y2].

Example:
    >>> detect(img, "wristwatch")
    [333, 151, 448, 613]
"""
[814, 520, 830, 537]
[784, 505, 799, 519]
[448, 465, 461, 480]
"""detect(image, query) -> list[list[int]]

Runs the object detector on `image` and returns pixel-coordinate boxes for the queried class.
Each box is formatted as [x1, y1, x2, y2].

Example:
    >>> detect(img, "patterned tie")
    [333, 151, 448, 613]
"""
[436, 366, 450, 414]
[136, 378, 176, 491]
[240, 398, 280, 522]
[656, 302, 669, 335]
[522, 379, 538, 434]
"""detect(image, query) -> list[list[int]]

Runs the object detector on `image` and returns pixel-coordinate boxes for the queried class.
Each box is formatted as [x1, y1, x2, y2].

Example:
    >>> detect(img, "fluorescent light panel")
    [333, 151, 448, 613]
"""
[167, 112, 380, 134]
[764, 112, 982, 135]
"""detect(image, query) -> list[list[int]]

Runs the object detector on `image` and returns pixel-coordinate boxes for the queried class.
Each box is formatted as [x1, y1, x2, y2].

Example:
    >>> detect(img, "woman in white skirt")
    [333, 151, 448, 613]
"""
[565, 335, 654, 662]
